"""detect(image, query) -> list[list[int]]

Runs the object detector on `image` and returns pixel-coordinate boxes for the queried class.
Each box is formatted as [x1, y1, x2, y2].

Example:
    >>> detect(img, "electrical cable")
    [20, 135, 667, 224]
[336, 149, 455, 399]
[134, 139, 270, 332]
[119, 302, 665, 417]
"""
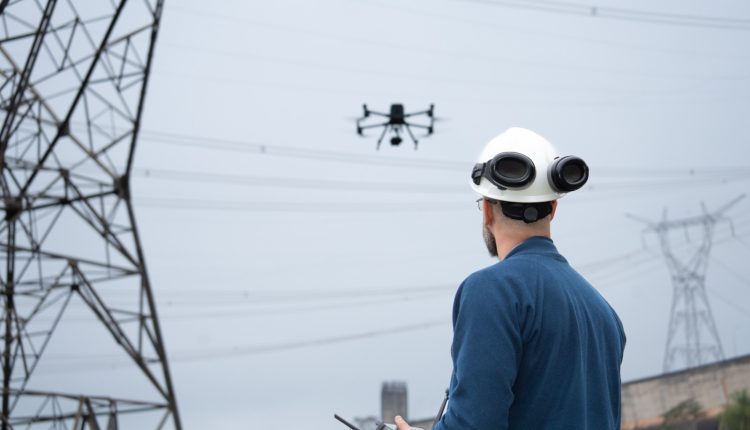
[705, 288, 750, 320]
[95, 284, 457, 307]
[453, 0, 750, 31]
[155, 68, 750, 109]
[38, 317, 450, 371]
[353, 0, 750, 62]
[710, 256, 750, 290]
[161, 41, 750, 93]
[134, 128, 750, 180]
[137, 130, 466, 171]
[169, 2, 750, 59]
[585, 254, 664, 289]
[134, 197, 468, 213]
[34, 293, 451, 323]
[129, 166, 467, 194]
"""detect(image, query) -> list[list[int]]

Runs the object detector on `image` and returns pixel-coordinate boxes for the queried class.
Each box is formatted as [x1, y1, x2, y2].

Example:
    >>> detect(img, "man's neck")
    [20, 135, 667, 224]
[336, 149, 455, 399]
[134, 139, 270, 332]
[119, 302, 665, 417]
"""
[496, 232, 550, 261]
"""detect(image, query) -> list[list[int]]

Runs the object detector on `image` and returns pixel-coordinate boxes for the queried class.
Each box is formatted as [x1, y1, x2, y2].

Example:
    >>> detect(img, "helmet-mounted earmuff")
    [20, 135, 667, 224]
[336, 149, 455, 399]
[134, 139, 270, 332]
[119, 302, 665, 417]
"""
[473, 152, 589, 193]
[548, 156, 589, 192]
[471, 152, 536, 190]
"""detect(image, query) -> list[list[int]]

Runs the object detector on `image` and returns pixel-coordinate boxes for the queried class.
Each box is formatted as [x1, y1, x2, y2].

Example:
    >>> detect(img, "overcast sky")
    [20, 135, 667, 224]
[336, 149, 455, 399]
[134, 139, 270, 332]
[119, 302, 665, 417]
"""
[18, 0, 750, 428]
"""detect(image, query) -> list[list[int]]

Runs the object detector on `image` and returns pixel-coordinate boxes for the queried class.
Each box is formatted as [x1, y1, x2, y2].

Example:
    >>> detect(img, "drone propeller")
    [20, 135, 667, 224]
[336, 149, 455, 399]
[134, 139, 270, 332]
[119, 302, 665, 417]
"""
[356, 126, 376, 137]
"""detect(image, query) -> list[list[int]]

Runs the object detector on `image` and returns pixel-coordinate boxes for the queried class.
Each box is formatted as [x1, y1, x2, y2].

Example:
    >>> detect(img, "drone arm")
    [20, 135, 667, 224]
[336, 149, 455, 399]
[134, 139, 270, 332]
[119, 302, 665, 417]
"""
[358, 122, 390, 130]
[403, 110, 431, 118]
[404, 125, 419, 150]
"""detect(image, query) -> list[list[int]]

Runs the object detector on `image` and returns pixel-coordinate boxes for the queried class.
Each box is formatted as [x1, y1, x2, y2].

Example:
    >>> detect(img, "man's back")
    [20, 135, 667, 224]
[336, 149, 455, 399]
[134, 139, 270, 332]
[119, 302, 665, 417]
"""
[433, 236, 626, 430]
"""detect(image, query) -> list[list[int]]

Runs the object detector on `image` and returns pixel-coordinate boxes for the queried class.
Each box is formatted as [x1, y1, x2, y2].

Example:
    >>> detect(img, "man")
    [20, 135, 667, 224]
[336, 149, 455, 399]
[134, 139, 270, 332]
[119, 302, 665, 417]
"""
[396, 127, 626, 430]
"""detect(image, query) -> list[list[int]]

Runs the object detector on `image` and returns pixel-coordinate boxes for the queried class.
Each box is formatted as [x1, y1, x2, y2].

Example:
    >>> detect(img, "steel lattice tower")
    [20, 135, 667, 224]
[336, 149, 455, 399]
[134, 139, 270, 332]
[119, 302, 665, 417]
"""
[632, 195, 744, 373]
[0, 1, 181, 428]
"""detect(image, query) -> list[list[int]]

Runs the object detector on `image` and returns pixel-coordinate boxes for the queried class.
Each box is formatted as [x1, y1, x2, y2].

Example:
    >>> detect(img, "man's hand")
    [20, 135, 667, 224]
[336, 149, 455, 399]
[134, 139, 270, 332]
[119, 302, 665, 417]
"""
[394, 415, 410, 430]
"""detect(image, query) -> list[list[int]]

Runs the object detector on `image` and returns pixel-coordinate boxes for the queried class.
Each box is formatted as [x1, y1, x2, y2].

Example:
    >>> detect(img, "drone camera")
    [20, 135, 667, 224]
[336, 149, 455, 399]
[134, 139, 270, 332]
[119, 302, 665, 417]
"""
[390, 136, 402, 146]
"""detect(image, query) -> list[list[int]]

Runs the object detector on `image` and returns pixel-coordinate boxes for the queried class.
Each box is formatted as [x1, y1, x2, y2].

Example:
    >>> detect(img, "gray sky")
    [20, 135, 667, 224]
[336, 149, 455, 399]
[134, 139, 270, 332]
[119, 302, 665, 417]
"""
[27, 0, 750, 428]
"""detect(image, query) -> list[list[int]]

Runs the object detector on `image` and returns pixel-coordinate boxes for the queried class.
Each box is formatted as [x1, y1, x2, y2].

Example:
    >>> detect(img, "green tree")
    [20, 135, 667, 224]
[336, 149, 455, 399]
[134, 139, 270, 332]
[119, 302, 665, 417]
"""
[660, 398, 704, 430]
[721, 390, 750, 430]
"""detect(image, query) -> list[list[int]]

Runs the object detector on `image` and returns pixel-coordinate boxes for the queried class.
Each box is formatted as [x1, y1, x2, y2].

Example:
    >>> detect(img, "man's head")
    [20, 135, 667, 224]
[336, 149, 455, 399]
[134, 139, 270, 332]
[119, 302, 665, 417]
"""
[481, 197, 558, 258]
[470, 127, 587, 259]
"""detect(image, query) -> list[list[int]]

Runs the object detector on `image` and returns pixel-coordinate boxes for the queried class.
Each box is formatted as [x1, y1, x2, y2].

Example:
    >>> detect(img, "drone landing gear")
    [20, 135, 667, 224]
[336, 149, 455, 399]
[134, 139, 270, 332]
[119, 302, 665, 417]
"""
[376, 123, 389, 150]
[404, 125, 419, 150]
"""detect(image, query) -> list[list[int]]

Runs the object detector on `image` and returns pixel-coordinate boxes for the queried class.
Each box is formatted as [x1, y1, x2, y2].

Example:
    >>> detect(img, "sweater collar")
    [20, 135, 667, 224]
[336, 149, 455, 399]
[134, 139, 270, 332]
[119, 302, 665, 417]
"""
[505, 236, 561, 260]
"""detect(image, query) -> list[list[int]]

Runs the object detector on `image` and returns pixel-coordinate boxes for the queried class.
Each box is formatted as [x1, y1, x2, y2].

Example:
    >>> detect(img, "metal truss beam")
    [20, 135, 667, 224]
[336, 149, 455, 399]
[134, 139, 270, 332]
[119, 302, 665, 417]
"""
[1, 1, 180, 428]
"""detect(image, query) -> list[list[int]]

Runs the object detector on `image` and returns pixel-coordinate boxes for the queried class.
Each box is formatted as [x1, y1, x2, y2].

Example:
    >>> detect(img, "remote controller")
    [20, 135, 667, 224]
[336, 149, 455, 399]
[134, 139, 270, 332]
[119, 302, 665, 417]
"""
[335, 414, 424, 430]
[377, 423, 424, 430]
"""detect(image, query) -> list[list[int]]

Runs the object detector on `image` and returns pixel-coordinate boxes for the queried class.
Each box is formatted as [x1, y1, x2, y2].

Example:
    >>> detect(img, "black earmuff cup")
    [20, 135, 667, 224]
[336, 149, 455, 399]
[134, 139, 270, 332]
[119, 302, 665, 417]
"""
[486, 152, 536, 190]
[549, 156, 589, 192]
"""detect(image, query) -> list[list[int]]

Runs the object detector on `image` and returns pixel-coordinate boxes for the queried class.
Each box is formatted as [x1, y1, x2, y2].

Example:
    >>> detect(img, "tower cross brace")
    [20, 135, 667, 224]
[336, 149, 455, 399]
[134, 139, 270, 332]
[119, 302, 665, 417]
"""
[1, 1, 181, 428]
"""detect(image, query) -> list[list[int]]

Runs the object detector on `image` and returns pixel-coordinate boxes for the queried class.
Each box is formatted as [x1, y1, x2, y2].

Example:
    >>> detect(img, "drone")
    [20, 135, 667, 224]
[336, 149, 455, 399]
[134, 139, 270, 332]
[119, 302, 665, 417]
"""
[356, 103, 435, 150]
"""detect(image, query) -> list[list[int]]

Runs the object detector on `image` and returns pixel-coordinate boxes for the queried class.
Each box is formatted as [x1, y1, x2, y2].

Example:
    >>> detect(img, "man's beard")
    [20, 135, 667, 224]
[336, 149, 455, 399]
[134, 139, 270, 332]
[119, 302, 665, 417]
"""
[483, 224, 498, 257]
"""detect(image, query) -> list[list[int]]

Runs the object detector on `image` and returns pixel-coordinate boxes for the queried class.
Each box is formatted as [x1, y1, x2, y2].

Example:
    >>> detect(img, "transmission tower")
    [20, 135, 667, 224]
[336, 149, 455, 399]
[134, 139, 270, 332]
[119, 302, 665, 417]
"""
[1, 1, 181, 429]
[631, 195, 744, 373]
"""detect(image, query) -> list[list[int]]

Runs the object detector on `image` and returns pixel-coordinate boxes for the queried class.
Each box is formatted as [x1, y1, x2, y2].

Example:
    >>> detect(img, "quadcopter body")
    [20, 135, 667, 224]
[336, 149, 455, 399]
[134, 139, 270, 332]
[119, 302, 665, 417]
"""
[356, 103, 435, 150]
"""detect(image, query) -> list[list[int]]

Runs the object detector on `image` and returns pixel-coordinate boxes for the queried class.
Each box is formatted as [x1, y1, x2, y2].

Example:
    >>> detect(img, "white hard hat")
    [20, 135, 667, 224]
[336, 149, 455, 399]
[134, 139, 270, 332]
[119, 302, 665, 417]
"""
[470, 127, 588, 203]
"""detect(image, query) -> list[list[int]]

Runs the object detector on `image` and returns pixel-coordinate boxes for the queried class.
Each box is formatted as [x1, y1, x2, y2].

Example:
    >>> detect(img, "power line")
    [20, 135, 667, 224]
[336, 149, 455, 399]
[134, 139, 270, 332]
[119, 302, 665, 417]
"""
[170, 2, 750, 60]
[586, 253, 664, 289]
[124, 165, 750, 197]
[706, 288, 750, 320]
[135, 128, 750, 179]
[131, 184, 750, 214]
[100, 284, 457, 304]
[710, 256, 750, 290]
[130, 166, 467, 194]
[162, 41, 750, 90]
[39, 318, 450, 371]
[455, 0, 750, 31]
[584, 227, 750, 290]
[155, 68, 750, 110]
[35, 293, 452, 322]
[134, 197, 468, 213]
[137, 130, 466, 171]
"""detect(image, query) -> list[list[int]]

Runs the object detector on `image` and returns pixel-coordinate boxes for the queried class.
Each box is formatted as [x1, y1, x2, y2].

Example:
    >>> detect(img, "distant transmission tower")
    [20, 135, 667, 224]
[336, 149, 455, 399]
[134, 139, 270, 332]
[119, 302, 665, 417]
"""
[631, 195, 744, 373]
[1, 1, 181, 429]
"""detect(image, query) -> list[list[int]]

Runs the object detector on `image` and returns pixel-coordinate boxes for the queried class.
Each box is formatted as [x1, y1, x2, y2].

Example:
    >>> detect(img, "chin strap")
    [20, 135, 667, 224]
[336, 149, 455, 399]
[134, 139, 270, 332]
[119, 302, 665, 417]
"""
[499, 201, 552, 224]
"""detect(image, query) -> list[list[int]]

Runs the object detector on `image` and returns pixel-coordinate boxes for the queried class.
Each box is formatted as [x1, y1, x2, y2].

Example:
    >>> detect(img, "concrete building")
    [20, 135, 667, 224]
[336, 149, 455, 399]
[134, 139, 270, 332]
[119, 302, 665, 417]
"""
[382, 381, 409, 423]
[622, 353, 750, 429]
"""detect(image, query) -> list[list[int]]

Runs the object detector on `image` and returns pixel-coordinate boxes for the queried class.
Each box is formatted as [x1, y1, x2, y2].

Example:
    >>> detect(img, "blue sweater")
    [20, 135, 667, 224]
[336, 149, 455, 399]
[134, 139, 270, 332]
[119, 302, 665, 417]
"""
[432, 236, 625, 430]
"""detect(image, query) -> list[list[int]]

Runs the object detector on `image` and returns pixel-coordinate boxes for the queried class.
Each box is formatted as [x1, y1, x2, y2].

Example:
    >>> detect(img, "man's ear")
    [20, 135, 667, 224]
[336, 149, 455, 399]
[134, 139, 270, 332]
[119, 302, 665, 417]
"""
[482, 199, 495, 226]
[549, 200, 558, 220]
